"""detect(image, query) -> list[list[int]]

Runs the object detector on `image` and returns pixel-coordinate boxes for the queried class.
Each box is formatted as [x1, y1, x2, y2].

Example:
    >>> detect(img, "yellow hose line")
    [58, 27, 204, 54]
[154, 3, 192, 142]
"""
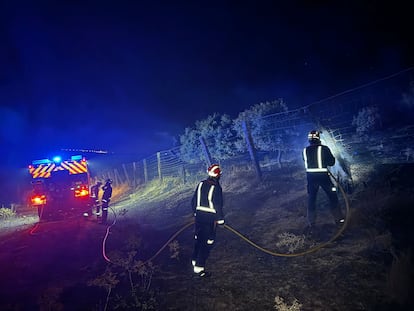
[106, 172, 351, 265]
[223, 172, 350, 257]
[143, 221, 195, 264]
[105, 220, 196, 267]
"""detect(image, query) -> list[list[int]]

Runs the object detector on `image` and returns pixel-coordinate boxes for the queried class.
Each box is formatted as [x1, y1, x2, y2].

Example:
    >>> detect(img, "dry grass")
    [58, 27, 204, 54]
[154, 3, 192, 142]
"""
[1, 163, 413, 310]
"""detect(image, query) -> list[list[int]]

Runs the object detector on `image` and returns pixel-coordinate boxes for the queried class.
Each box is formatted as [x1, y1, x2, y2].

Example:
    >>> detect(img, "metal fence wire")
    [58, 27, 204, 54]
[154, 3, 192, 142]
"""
[98, 68, 414, 187]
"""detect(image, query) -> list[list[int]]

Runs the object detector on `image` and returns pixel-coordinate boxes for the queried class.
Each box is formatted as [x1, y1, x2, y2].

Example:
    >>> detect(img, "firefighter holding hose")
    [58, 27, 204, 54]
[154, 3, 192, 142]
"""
[191, 164, 225, 278]
[303, 130, 344, 234]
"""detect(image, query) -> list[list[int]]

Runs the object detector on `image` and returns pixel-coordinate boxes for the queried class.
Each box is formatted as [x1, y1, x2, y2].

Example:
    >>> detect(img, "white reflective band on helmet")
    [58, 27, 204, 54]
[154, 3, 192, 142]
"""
[308, 131, 320, 140]
[208, 165, 220, 177]
[207, 239, 214, 244]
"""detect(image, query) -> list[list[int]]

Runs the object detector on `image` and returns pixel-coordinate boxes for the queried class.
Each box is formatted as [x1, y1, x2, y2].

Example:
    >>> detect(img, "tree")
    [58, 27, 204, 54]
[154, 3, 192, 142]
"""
[179, 113, 235, 164]
[233, 99, 289, 152]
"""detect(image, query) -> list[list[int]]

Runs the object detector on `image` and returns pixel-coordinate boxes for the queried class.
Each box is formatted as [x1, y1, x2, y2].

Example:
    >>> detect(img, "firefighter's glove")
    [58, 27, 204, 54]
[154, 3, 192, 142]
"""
[217, 219, 225, 226]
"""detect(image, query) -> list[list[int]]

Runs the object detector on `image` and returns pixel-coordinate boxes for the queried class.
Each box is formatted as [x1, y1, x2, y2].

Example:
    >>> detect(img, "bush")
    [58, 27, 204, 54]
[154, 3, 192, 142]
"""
[0, 207, 16, 220]
[274, 296, 302, 311]
[179, 113, 236, 163]
[275, 232, 305, 254]
[233, 99, 289, 153]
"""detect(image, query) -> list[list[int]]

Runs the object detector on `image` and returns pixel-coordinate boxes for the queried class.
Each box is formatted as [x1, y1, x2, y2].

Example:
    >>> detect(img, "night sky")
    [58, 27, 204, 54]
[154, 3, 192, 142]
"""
[0, 1, 413, 194]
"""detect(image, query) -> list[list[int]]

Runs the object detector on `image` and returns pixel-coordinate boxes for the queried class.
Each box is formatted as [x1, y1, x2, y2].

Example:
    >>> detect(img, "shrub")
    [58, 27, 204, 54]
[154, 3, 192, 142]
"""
[233, 99, 289, 153]
[275, 232, 305, 254]
[179, 113, 236, 163]
[0, 207, 16, 220]
[274, 296, 302, 311]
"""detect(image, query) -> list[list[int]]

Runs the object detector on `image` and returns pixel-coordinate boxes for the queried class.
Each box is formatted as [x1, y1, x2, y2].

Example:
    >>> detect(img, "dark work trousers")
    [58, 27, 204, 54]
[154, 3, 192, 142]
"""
[101, 200, 109, 223]
[306, 173, 343, 226]
[90, 197, 99, 213]
[95, 200, 101, 214]
[192, 220, 217, 268]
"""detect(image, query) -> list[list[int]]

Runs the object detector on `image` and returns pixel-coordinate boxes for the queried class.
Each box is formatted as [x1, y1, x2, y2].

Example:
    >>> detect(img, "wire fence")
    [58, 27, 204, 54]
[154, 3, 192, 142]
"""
[96, 67, 414, 188]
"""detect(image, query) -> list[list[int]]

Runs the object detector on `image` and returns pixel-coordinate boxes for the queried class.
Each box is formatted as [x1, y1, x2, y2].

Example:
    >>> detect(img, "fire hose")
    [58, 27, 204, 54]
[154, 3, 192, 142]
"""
[102, 171, 350, 265]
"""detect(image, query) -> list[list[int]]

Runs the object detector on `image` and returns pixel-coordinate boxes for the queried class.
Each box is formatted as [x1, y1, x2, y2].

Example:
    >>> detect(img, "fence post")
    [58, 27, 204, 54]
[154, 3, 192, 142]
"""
[157, 152, 163, 182]
[114, 169, 122, 185]
[242, 120, 262, 181]
[122, 164, 131, 186]
[181, 165, 186, 184]
[143, 159, 148, 183]
[199, 136, 212, 166]
[133, 162, 137, 187]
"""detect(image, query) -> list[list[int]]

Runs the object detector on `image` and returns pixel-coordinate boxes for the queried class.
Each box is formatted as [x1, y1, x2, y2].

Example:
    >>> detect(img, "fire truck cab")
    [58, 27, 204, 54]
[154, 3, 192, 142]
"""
[28, 155, 90, 220]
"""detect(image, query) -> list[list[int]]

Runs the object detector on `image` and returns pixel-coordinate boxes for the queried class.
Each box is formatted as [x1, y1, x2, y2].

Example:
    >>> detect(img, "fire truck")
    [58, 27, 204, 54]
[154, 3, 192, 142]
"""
[28, 155, 91, 220]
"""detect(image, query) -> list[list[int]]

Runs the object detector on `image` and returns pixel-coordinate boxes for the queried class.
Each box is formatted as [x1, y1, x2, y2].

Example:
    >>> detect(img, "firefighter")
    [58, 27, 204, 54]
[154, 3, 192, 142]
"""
[90, 181, 102, 215]
[191, 164, 225, 278]
[100, 179, 112, 224]
[303, 130, 344, 232]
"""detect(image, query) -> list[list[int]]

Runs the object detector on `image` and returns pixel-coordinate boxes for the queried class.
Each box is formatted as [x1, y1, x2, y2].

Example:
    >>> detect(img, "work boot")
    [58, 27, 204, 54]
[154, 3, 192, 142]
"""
[336, 218, 345, 226]
[196, 270, 211, 278]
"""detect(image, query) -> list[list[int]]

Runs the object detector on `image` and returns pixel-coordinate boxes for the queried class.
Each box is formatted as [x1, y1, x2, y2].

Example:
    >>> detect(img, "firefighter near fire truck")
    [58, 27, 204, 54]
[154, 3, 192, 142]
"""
[99, 178, 112, 224]
[90, 181, 102, 213]
[28, 155, 91, 220]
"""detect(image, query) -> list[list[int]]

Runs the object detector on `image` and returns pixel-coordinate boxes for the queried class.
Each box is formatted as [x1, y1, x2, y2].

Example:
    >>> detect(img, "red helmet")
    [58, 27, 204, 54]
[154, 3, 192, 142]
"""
[207, 164, 221, 177]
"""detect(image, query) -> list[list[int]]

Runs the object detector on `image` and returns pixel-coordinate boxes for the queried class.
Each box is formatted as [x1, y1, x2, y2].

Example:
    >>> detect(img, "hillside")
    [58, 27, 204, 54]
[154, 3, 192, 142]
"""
[0, 162, 413, 310]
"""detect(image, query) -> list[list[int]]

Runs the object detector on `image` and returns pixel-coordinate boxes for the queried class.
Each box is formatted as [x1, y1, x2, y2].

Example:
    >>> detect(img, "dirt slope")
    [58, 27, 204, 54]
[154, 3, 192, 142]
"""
[0, 164, 413, 310]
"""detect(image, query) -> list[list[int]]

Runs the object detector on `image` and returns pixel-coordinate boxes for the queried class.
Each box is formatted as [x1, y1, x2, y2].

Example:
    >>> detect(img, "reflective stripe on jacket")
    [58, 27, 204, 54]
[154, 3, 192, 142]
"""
[303, 144, 335, 173]
[195, 182, 216, 213]
[191, 178, 224, 220]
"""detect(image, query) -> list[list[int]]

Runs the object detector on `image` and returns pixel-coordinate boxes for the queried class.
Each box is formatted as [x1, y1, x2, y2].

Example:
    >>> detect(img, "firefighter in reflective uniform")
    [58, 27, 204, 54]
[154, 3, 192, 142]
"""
[191, 164, 225, 278]
[100, 179, 112, 224]
[303, 130, 344, 230]
[90, 181, 102, 215]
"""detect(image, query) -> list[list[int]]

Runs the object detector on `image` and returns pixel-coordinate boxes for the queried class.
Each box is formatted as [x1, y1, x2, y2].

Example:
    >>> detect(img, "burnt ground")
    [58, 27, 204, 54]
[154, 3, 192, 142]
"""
[0, 163, 413, 311]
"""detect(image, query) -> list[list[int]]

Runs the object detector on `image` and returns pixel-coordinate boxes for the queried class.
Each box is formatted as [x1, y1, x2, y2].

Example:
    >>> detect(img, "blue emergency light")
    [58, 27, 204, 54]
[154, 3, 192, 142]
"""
[32, 158, 51, 165]
[52, 156, 62, 163]
[71, 155, 82, 161]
